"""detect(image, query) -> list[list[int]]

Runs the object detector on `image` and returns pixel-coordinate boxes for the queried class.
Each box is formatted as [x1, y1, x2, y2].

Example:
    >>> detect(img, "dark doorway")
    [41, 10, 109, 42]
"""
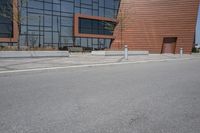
[161, 37, 177, 54]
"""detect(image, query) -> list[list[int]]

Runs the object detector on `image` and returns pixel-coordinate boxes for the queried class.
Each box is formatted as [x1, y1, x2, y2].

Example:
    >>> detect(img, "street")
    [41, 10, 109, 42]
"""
[0, 58, 200, 133]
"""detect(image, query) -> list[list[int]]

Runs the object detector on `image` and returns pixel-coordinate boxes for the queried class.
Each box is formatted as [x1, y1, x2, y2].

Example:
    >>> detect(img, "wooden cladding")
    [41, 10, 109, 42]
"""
[0, 0, 19, 42]
[74, 13, 116, 39]
[111, 0, 199, 54]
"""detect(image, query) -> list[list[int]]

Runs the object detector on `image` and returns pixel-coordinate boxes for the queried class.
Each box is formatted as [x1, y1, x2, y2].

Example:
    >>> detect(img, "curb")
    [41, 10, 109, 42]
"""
[0, 51, 69, 58]
[0, 57, 196, 74]
[91, 51, 149, 56]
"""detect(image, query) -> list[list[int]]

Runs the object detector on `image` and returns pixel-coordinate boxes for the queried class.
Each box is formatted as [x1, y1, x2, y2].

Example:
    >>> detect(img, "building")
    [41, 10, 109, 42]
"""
[0, 0, 199, 53]
[112, 0, 199, 54]
[0, 0, 120, 50]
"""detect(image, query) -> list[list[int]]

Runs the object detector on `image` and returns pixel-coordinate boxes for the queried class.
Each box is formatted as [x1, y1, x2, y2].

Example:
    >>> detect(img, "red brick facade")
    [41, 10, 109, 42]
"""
[111, 0, 199, 54]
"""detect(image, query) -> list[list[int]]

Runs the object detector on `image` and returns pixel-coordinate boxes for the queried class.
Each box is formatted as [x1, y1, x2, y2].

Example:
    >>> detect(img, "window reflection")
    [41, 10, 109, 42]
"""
[0, 0, 13, 38]
[0, 0, 120, 49]
[79, 18, 115, 35]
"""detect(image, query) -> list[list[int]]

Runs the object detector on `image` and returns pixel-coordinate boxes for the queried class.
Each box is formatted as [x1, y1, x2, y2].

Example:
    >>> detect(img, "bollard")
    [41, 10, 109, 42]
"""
[124, 45, 128, 60]
[180, 48, 183, 56]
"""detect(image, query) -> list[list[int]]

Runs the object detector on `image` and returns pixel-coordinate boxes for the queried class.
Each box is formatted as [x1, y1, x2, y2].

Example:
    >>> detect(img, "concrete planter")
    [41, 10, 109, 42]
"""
[0, 51, 69, 58]
[91, 51, 149, 56]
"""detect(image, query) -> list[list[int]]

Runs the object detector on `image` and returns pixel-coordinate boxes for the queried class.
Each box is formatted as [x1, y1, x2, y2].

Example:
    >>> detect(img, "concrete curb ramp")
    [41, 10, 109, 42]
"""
[91, 51, 149, 56]
[0, 51, 69, 58]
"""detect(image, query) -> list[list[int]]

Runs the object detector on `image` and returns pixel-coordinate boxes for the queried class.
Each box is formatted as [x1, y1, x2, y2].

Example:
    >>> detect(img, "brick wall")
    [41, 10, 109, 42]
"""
[111, 0, 199, 54]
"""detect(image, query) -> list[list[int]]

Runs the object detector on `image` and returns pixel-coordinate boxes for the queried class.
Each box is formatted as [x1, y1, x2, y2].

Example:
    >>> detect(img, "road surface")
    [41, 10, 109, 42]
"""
[0, 59, 200, 133]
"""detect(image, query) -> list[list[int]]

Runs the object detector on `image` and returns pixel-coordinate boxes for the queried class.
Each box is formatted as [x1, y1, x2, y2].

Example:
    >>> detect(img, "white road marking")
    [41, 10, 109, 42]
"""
[0, 58, 194, 74]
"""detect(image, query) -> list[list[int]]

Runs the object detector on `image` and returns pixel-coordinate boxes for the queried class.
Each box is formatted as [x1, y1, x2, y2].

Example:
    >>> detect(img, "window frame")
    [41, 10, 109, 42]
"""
[0, 0, 19, 42]
[74, 13, 116, 39]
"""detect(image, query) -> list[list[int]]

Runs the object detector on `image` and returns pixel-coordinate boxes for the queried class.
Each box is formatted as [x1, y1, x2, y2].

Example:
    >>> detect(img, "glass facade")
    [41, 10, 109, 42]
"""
[0, 0, 120, 50]
[0, 0, 13, 38]
[79, 18, 115, 35]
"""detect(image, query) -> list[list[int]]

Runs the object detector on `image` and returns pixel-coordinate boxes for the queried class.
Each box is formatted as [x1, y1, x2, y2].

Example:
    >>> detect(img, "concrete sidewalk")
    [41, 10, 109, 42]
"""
[0, 53, 199, 72]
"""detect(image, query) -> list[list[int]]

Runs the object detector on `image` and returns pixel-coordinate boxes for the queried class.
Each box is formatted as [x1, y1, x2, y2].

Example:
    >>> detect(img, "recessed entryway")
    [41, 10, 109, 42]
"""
[161, 37, 177, 54]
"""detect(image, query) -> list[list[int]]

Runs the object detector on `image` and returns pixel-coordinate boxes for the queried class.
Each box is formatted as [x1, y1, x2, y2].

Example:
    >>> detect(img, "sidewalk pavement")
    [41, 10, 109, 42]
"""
[0, 53, 199, 72]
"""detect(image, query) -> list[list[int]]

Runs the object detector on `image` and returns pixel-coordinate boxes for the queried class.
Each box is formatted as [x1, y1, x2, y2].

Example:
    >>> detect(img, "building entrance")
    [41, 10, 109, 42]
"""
[161, 37, 177, 54]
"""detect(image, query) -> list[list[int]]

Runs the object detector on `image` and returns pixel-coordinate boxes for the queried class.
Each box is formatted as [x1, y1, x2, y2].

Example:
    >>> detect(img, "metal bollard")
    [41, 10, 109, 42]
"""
[124, 45, 128, 60]
[180, 48, 183, 56]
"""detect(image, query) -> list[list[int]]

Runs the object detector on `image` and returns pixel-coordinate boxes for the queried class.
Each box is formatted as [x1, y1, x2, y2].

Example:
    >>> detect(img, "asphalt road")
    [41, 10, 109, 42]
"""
[0, 59, 200, 133]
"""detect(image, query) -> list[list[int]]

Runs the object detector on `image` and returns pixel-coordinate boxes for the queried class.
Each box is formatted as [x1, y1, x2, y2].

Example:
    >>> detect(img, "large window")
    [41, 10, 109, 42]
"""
[79, 18, 115, 35]
[0, 0, 13, 38]
[0, 0, 120, 49]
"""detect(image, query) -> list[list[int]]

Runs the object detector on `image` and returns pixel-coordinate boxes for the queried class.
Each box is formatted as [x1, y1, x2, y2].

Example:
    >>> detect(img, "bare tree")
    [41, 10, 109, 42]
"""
[116, 1, 135, 49]
[63, 37, 68, 46]
[29, 32, 38, 48]
[105, 0, 135, 49]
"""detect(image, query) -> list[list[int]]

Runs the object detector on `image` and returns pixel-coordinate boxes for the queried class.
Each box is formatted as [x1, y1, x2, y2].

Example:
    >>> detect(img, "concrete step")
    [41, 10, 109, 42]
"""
[0, 51, 69, 58]
[91, 51, 149, 56]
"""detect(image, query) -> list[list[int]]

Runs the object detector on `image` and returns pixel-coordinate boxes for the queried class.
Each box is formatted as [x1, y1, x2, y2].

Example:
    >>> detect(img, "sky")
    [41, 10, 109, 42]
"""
[196, 5, 200, 45]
